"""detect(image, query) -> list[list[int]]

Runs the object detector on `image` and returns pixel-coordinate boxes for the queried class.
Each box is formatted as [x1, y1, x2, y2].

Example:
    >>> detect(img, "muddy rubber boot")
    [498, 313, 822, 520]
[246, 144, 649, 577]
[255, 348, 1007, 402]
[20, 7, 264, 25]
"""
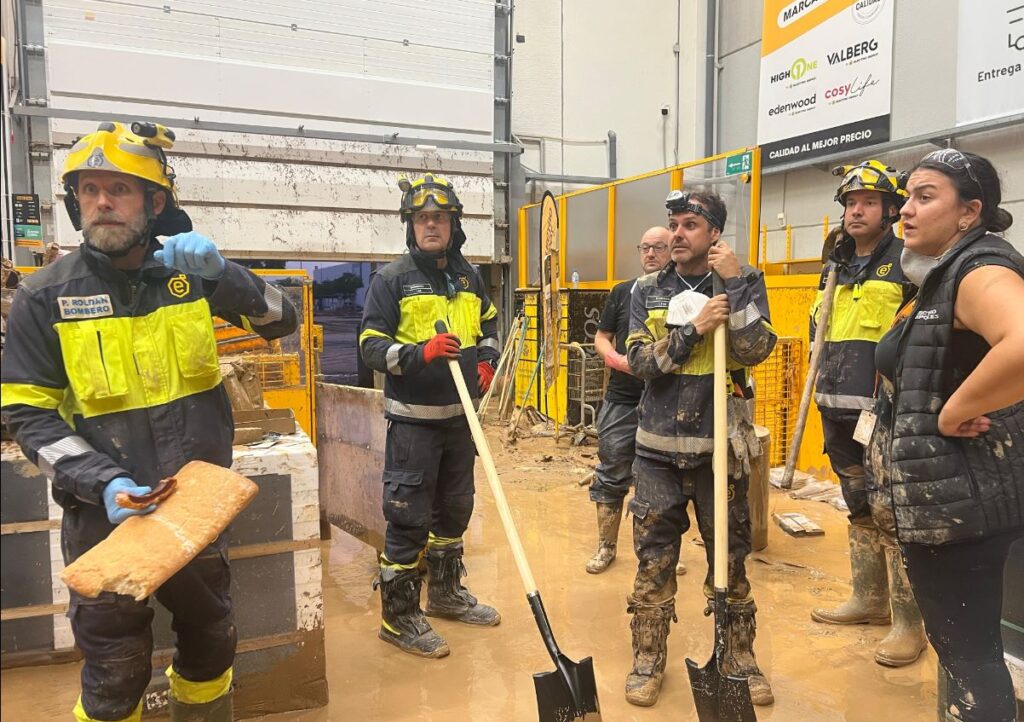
[168, 691, 233, 722]
[425, 544, 500, 626]
[811, 523, 890, 625]
[374, 567, 450, 658]
[586, 502, 622, 574]
[722, 601, 774, 706]
[624, 597, 676, 707]
[875, 545, 928, 667]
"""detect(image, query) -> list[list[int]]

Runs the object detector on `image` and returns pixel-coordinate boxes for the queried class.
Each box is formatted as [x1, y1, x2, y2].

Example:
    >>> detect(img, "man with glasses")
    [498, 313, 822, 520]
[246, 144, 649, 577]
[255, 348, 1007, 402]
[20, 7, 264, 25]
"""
[586, 227, 672, 574]
[359, 174, 501, 658]
[623, 189, 777, 707]
[809, 161, 926, 669]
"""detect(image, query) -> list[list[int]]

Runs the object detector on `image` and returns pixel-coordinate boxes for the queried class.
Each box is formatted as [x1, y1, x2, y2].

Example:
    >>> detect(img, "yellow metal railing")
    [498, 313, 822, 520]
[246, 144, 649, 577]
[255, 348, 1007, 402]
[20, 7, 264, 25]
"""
[517, 147, 762, 290]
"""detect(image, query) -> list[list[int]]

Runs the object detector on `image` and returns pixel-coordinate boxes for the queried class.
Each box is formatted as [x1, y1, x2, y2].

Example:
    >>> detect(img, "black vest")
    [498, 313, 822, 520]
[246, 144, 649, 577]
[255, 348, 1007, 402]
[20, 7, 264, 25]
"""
[890, 229, 1024, 545]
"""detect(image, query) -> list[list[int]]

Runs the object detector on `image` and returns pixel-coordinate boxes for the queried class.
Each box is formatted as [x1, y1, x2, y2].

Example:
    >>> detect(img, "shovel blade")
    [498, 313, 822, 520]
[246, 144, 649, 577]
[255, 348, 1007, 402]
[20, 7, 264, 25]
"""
[685, 656, 757, 722]
[533, 655, 601, 722]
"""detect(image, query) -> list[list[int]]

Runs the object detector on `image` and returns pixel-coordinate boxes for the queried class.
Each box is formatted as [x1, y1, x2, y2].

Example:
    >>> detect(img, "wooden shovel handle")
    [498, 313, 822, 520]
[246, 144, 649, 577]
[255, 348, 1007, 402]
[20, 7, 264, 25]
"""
[435, 322, 539, 595]
[781, 268, 839, 488]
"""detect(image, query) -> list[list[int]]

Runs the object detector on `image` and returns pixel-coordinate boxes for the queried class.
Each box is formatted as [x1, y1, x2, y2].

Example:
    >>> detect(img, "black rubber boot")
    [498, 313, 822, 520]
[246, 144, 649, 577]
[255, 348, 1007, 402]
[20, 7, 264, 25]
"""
[721, 600, 774, 706]
[167, 690, 233, 722]
[425, 544, 500, 626]
[374, 567, 450, 658]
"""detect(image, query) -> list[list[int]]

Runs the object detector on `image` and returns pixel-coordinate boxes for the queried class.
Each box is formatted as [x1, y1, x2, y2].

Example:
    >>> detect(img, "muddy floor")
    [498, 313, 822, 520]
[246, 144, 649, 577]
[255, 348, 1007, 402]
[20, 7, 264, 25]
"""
[1, 428, 942, 721]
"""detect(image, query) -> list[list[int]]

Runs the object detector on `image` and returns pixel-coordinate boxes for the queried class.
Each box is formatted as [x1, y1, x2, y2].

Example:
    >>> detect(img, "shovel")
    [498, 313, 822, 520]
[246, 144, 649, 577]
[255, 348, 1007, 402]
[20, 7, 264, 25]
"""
[436, 321, 601, 722]
[684, 276, 757, 722]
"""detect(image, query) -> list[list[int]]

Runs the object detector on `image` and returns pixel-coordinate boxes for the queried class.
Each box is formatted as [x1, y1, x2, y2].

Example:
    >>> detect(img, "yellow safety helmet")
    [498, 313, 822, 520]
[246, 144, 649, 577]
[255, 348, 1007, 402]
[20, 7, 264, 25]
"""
[832, 159, 908, 207]
[61, 121, 191, 235]
[397, 173, 463, 222]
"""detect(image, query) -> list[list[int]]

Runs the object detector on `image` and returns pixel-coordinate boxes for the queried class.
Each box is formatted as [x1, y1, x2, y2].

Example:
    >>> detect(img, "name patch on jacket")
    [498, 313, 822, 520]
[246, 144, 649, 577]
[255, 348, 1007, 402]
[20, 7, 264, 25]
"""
[915, 308, 940, 321]
[645, 294, 671, 310]
[58, 294, 113, 319]
[402, 283, 434, 297]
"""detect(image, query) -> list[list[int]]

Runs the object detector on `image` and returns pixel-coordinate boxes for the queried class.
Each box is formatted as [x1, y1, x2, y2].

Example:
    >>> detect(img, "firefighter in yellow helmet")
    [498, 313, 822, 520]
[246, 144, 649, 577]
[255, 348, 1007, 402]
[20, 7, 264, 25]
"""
[808, 160, 927, 667]
[0, 121, 297, 722]
[359, 173, 502, 657]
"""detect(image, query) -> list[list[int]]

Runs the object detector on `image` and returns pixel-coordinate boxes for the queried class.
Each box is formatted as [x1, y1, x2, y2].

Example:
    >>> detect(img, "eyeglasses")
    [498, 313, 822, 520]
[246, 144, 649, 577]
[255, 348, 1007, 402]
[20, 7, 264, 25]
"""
[922, 149, 985, 201]
[637, 244, 669, 254]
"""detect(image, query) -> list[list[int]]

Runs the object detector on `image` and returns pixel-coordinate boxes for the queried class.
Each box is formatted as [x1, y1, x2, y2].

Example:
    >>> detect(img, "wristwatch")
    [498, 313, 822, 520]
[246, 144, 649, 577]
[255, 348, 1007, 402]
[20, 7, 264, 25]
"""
[680, 322, 702, 348]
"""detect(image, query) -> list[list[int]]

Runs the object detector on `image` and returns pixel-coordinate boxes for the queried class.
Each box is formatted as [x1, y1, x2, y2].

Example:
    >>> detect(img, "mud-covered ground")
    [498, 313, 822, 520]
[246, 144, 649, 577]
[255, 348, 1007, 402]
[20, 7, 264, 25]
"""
[2, 427, 945, 721]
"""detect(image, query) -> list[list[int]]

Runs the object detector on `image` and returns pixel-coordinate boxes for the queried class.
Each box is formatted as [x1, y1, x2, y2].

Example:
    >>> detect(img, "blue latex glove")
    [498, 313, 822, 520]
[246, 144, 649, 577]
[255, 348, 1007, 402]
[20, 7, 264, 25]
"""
[102, 477, 157, 525]
[154, 232, 226, 280]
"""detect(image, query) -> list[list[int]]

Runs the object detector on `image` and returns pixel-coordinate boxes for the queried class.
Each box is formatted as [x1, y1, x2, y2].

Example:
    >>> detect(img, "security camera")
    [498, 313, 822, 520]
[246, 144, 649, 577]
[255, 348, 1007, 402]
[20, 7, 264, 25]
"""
[660, 105, 670, 116]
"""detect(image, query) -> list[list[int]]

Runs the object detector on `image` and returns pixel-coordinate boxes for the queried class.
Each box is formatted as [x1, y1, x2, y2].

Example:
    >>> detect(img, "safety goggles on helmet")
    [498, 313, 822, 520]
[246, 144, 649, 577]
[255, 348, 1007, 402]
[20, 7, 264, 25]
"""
[832, 160, 908, 206]
[919, 148, 985, 202]
[665, 190, 723, 231]
[398, 174, 463, 221]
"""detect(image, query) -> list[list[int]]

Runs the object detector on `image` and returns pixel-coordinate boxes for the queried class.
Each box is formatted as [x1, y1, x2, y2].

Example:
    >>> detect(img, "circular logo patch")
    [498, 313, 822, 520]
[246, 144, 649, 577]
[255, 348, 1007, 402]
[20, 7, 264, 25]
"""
[877, 263, 892, 277]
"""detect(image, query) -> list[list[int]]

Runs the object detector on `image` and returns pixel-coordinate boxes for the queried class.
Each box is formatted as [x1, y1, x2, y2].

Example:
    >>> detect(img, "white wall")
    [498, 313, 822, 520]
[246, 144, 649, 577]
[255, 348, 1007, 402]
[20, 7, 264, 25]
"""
[38, 0, 499, 260]
[718, 0, 1024, 259]
[511, 0, 707, 190]
[49, 120, 496, 261]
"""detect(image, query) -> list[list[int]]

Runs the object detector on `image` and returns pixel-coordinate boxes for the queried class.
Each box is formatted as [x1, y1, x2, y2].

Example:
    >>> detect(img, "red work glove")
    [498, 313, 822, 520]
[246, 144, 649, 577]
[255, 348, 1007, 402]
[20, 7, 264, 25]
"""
[477, 361, 496, 394]
[422, 332, 462, 364]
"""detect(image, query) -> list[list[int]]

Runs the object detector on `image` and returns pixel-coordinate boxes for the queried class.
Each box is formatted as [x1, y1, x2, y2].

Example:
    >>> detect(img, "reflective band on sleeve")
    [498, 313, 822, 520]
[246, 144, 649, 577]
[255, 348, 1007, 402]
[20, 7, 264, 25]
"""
[814, 392, 874, 410]
[36, 435, 96, 477]
[479, 337, 500, 352]
[386, 344, 404, 375]
[359, 328, 394, 346]
[729, 302, 762, 331]
[247, 284, 284, 326]
[0, 383, 64, 410]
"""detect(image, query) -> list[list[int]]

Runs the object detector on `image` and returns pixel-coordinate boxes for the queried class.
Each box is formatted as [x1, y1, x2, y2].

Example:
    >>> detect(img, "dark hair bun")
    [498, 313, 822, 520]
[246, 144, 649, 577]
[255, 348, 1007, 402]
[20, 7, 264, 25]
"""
[988, 207, 1013, 234]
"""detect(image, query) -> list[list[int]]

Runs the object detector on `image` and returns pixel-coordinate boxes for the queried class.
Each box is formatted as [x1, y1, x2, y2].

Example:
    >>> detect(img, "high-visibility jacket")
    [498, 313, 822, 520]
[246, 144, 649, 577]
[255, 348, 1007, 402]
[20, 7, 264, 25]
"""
[359, 253, 499, 424]
[0, 242, 297, 510]
[626, 265, 777, 468]
[810, 230, 914, 413]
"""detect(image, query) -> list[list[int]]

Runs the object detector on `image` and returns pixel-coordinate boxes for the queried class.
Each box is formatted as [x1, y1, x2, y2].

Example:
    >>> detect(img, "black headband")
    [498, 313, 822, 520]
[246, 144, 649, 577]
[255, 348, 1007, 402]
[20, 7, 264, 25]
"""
[665, 191, 723, 231]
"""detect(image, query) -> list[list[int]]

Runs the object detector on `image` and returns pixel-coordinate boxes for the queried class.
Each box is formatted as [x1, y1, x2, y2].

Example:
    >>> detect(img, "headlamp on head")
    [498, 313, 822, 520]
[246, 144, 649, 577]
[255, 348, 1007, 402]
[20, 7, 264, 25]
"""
[665, 190, 723, 231]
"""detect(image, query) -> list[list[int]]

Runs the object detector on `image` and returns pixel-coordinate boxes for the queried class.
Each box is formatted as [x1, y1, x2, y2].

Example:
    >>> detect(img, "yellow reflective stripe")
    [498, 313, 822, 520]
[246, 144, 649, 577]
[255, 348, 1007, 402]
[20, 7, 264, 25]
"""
[54, 298, 221, 419]
[0, 382, 64, 410]
[359, 327, 394, 346]
[166, 665, 232, 705]
[381, 620, 402, 635]
[481, 303, 498, 322]
[381, 552, 421, 571]
[397, 291, 482, 346]
[73, 696, 141, 722]
[428, 532, 462, 548]
[826, 280, 903, 344]
[633, 308, 745, 376]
